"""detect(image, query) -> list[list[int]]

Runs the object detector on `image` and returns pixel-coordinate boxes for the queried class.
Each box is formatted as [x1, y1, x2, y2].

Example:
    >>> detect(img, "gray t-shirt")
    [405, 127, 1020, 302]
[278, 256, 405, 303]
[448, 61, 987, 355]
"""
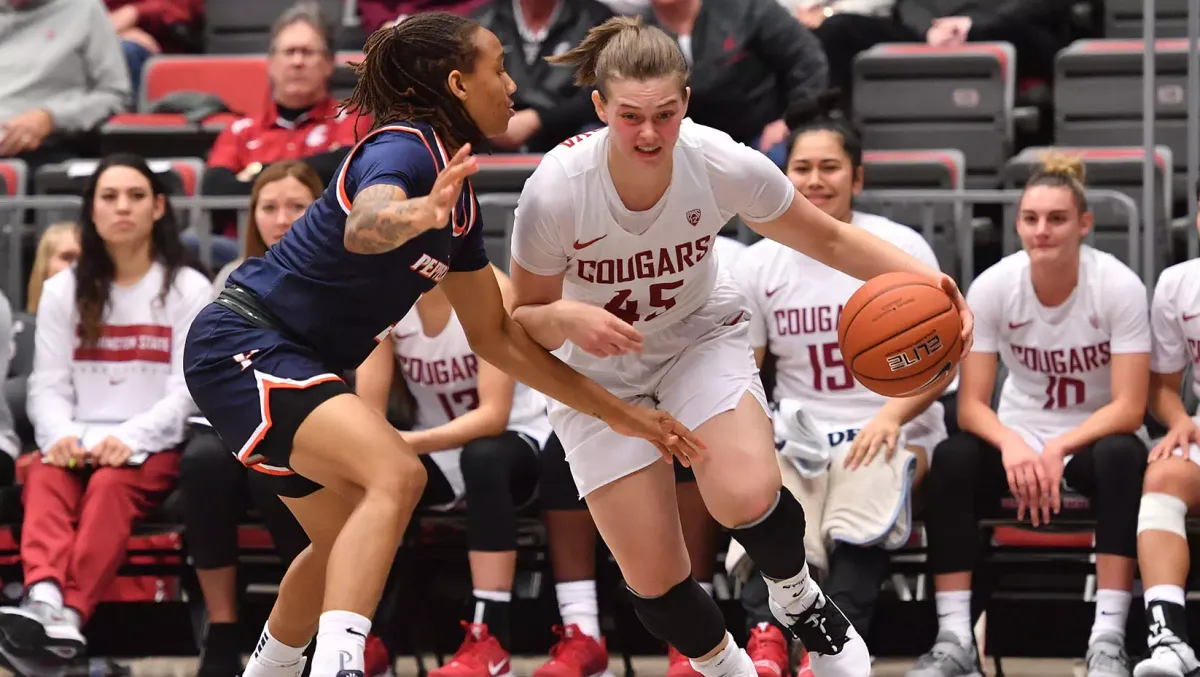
[0, 292, 20, 458]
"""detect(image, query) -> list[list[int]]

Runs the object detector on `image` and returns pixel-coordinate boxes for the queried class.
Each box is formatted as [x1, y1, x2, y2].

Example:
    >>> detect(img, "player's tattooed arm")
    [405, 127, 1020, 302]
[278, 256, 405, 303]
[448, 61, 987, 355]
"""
[344, 185, 433, 254]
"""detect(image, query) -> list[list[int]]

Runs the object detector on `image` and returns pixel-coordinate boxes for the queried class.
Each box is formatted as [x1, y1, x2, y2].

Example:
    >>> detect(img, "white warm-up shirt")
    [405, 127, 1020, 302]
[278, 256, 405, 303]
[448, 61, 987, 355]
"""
[27, 263, 210, 461]
[511, 119, 795, 338]
[1150, 259, 1200, 400]
[968, 246, 1150, 442]
[714, 235, 748, 271]
[392, 307, 553, 494]
[735, 211, 942, 422]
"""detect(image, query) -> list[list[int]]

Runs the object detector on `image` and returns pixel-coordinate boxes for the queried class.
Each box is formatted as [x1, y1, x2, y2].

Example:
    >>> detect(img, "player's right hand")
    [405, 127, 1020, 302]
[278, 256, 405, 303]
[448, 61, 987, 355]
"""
[610, 405, 706, 467]
[43, 436, 84, 468]
[1150, 419, 1200, 463]
[424, 143, 480, 230]
[560, 300, 643, 357]
[1000, 437, 1049, 526]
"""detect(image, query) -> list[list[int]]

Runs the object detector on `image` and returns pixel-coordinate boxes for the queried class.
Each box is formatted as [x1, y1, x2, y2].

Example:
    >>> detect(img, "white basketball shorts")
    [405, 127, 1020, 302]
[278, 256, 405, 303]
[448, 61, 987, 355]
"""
[549, 277, 769, 497]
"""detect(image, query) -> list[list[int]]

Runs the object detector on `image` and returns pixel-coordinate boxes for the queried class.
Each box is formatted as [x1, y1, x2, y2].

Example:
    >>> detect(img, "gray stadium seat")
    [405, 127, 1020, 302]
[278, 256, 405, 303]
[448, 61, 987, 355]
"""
[852, 43, 1016, 187]
[204, 0, 345, 54]
[1055, 39, 1196, 208]
[1001, 146, 1173, 278]
[1104, 0, 1191, 39]
[473, 155, 541, 271]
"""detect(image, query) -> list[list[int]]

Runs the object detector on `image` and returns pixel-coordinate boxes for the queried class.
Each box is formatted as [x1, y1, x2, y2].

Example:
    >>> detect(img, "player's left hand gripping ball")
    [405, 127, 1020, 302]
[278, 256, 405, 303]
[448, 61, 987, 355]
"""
[939, 274, 974, 356]
[610, 405, 706, 467]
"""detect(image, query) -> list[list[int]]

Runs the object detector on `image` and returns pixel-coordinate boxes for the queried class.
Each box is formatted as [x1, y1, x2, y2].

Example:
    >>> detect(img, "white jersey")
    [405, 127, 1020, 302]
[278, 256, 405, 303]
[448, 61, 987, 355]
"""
[392, 308, 552, 496]
[714, 235, 748, 272]
[969, 246, 1150, 441]
[734, 212, 942, 423]
[511, 120, 794, 348]
[1150, 259, 1200, 399]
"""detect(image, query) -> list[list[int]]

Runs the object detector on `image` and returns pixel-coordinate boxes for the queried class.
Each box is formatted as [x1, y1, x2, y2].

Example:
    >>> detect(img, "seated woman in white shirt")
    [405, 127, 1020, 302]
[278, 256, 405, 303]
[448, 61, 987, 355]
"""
[732, 100, 948, 671]
[1132, 183, 1200, 677]
[0, 154, 210, 671]
[356, 268, 556, 677]
[910, 154, 1150, 677]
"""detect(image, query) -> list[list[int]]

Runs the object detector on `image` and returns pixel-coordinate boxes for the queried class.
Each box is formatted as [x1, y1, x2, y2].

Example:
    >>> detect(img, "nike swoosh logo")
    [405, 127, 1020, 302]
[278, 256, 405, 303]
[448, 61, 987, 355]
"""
[1008, 320, 1032, 330]
[346, 627, 366, 638]
[488, 660, 509, 675]
[1184, 312, 1200, 322]
[765, 285, 785, 298]
[573, 235, 607, 250]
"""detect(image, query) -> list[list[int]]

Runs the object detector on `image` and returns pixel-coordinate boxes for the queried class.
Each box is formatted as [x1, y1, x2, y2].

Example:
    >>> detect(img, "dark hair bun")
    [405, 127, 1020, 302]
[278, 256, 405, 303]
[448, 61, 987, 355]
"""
[784, 89, 843, 130]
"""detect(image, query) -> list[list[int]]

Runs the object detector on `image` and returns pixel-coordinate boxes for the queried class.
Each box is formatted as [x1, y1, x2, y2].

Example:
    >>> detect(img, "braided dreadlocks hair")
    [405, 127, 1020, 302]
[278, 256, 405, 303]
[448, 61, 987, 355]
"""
[342, 12, 489, 149]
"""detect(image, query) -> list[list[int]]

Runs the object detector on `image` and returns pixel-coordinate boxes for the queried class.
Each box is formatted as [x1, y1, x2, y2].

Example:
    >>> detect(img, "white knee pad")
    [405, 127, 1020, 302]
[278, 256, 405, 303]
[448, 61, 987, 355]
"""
[1137, 492, 1189, 538]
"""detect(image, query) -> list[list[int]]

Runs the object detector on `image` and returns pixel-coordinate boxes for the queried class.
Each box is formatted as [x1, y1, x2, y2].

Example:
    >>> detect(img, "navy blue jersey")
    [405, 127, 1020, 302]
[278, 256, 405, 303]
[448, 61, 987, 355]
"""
[227, 122, 488, 371]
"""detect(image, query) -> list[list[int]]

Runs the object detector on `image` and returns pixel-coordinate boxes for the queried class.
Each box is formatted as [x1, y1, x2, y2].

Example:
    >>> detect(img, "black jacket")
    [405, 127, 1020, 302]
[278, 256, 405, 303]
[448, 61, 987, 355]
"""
[474, 0, 614, 152]
[644, 0, 828, 146]
[896, 0, 1086, 36]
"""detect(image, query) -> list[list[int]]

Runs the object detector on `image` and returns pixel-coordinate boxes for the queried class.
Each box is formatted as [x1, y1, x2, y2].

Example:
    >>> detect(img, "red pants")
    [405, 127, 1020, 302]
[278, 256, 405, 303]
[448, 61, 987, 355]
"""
[20, 452, 179, 622]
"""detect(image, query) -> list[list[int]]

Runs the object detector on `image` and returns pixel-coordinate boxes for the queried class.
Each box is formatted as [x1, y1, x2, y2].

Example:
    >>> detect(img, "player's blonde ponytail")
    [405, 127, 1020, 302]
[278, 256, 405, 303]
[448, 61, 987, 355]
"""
[1026, 150, 1090, 215]
[547, 16, 688, 95]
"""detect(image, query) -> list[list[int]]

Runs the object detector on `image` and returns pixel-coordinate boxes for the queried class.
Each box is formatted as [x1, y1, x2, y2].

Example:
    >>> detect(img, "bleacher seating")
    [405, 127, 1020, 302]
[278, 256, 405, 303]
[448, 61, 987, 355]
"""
[1104, 0, 1192, 39]
[204, 0, 345, 54]
[140, 55, 271, 118]
[851, 43, 1016, 187]
[1001, 146, 1174, 278]
[0, 159, 25, 198]
[34, 158, 204, 198]
[100, 114, 238, 159]
[1055, 39, 1198, 205]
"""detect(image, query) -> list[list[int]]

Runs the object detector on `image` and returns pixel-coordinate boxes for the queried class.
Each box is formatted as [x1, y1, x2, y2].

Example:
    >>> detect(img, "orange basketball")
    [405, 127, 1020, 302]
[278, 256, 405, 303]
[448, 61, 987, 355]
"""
[837, 272, 962, 398]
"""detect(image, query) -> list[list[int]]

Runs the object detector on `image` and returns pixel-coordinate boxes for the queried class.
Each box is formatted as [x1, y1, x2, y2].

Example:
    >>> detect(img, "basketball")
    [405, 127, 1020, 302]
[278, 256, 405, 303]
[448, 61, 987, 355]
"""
[837, 272, 963, 398]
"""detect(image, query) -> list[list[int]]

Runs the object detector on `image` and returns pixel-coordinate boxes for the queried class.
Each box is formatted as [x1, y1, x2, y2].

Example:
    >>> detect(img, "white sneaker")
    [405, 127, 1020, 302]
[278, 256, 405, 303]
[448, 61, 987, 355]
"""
[0, 600, 85, 662]
[1086, 634, 1131, 677]
[769, 591, 871, 676]
[1134, 644, 1200, 677]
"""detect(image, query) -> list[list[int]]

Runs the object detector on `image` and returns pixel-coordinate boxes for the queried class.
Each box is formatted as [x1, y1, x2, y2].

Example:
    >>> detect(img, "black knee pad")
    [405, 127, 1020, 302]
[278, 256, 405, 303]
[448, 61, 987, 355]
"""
[628, 577, 727, 658]
[730, 490, 808, 580]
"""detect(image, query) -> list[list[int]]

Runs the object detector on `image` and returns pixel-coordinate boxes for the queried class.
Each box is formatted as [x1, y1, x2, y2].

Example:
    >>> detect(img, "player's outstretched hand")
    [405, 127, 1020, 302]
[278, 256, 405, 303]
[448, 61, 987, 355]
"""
[559, 300, 644, 357]
[1150, 419, 1200, 463]
[938, 274, 973, 355]
[425, 143, 480, 230]
[609, 405, 706, 467]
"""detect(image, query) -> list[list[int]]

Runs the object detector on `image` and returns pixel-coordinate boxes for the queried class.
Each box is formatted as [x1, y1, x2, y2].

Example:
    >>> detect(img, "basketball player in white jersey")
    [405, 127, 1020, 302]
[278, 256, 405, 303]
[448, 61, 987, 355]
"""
[507, 16, 973, 677]
[909, 155, 1150, 677]
[1131, 182, 1200, 677]
[355, 266, 557, 677]
[734, 99, 949, 650]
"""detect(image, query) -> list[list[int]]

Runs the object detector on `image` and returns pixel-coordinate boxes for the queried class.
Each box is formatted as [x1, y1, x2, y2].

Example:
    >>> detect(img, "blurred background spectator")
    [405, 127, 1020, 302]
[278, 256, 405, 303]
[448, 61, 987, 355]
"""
[642, 0, 828, 164]
[0, 293, 17, 481]
[0, 154, 209, 671]
[24, 224, 81, 315]
[104, 0, 205, 101]
[475, 0, 614, 153]
[0, 0, 130, 172]
[358, 0, 490, 32]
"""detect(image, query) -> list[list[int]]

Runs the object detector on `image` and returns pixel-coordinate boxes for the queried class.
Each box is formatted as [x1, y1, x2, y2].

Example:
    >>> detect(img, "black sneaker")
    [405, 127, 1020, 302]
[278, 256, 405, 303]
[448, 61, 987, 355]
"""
[771, 592, 852, 655]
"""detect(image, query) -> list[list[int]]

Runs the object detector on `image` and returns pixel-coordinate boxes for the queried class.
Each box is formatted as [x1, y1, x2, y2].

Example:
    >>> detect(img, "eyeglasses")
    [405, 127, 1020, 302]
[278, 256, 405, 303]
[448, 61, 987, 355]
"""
[271, 46, 328, 60]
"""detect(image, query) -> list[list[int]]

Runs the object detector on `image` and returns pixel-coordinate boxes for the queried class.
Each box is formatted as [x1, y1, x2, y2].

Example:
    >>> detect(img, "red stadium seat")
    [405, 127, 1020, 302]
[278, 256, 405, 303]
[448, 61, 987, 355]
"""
[140, 55, 270, 119]
[0, 158, 28, 196]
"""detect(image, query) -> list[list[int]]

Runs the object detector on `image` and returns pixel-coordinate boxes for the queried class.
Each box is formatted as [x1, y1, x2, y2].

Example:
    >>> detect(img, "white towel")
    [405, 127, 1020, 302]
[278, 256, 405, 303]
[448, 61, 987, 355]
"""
[772, 399, 831, 479]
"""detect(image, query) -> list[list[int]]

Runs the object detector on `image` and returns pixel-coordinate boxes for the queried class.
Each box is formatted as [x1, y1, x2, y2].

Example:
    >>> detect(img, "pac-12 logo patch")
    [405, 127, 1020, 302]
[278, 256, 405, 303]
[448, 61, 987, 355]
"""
[686, 209, 701, 226]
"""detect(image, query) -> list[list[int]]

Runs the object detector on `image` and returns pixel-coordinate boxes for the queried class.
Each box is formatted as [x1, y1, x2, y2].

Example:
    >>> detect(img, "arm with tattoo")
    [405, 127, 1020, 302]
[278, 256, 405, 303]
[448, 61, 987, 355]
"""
[343, 184, 437, 254]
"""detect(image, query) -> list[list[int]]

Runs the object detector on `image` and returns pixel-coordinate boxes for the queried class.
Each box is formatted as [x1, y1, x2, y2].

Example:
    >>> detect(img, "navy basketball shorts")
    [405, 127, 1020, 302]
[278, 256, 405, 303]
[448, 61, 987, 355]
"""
[184, 303, 352, 498]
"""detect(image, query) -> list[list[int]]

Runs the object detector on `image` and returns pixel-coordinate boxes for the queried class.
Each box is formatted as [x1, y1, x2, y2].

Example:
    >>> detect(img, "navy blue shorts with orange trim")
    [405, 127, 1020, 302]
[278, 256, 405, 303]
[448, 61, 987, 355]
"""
[184, 303, 352, 498]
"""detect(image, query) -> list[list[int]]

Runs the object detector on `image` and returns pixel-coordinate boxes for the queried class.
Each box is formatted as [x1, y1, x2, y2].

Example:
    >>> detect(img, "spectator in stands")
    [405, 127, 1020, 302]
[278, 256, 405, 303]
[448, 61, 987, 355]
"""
[0, 0, 130, 169]
[196, 1, 367, 270]
[25, 223, 81, 314]
[475, 0, 614, 153]
[733, 96, 947, 666]
[643, 0, 828, 164]
[358, 0, 491, 33]
[178, 161, 323, 677]
[813, 0, 1076, 110]
[0, 292, 18, 480]
[910, 154, 1149, 677]
[104, 0, 204, 102]
[355, 269, 558, 677]
[777, 0, 894, 26]
[0, 154, 210, 671]
[1131, 183, 1200, 677]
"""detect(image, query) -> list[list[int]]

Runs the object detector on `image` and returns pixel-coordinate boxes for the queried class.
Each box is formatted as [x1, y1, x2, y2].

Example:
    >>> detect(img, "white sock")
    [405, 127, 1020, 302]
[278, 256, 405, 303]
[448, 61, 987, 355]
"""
[1145, 584, 1187, 608]
[689, 633, 756, 677]
[699, 581, 714, 597]
[1090, 589, 1132, 644]
[934, 590, 972, 646]
[556, 580, 601, 640]
[312, 610, 371, 675]
[762, 562, 820, 617]
[244, 622, 309, 676]
[27, 581, 62, 610]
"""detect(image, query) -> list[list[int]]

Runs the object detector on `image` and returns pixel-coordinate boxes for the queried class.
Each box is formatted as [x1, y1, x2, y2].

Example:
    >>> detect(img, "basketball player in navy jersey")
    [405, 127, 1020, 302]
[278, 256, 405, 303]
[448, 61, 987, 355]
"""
[183, 14, 701, 677]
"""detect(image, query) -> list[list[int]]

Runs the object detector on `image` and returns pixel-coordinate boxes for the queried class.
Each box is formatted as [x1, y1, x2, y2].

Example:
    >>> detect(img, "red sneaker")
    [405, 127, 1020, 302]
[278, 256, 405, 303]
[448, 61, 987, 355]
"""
[533, 624, 610, 677]
[747, 623, 791, 677]
[667, 645, 702, 677]
[430, 622, 513, 677]
[365, 632, 392, 677]
[793, 648, 813, 677]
